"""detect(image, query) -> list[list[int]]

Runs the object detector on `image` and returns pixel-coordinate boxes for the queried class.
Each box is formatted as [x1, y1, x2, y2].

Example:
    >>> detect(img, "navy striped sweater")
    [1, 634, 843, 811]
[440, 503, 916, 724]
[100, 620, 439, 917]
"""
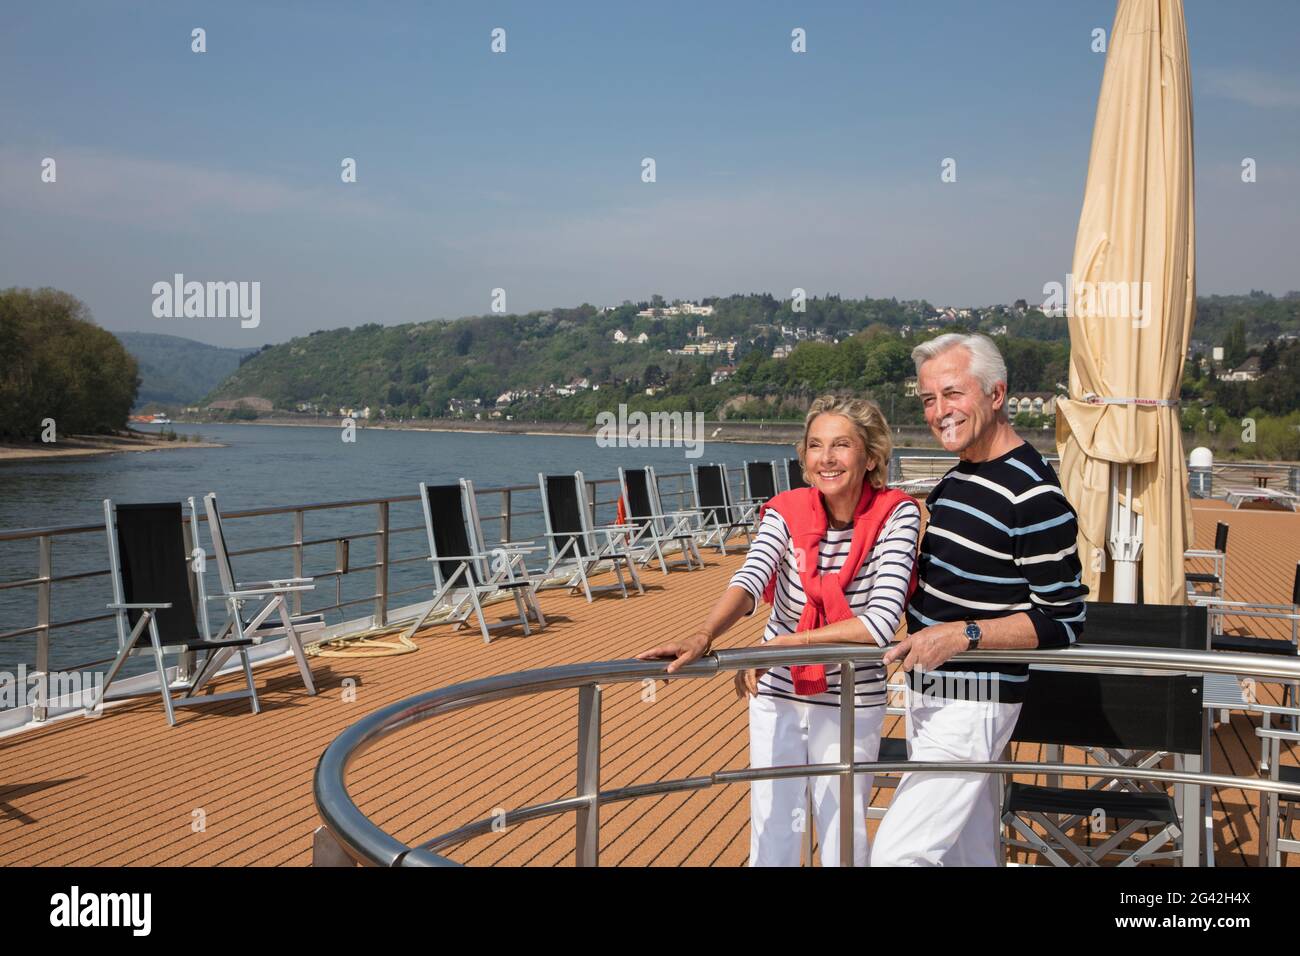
[906, 442, 1088, 704]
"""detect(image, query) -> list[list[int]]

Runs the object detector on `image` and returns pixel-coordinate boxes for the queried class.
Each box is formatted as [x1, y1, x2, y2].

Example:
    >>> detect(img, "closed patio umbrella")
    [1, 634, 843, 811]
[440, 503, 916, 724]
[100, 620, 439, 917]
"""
[1055, 0, 1196, 605]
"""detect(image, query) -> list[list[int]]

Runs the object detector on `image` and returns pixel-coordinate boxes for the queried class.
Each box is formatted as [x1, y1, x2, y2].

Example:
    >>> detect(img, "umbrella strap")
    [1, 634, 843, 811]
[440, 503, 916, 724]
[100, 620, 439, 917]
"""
[1082, 393, 1179, 408]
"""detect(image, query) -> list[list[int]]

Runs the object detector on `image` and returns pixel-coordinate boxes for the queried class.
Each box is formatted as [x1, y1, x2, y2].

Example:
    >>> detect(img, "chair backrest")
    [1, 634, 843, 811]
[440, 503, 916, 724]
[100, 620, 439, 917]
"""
[421, 482, 478, 587]
[541, 472, 592, 558]
[1214, 521, 1229, 554]
[745, 460, 778, 502]
[620, 468, 655, 525]
[694, 464, 732, 527]
[203, 493, 240, 599]
[786, 457, 809, 490]
[1078, 601, 1209, 650]
[107, 501, 202, 646]
[1012, 671, 1203, 755]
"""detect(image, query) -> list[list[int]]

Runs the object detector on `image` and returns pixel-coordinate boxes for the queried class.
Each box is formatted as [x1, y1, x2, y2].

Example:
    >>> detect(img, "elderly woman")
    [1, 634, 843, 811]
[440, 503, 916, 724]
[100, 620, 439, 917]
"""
[638, 396, 920, 866]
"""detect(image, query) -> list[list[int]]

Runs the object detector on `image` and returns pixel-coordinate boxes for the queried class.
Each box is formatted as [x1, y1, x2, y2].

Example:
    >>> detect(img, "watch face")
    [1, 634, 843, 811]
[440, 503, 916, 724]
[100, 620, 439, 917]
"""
[965, 621, 981, 641]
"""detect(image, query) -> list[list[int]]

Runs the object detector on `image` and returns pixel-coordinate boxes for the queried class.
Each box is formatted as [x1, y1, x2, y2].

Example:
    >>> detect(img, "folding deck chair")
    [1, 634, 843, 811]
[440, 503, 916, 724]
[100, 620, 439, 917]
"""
[403, 480, 547, 643]
[539, 471, 644, 602]
[1257, 705, 1300, 866]
[742, 460, 779, 506]
[784, 457, 809, 491]
[1196, 562, 1299, 680]
[89, 499, 260, 726]
[1184, 521, 1228, 606]
[617, 466, 704, 574]
[1002, 669, 1204, 866]
[691, 463, 755, 555]
[203, 492, 320, 696]
[1001, 602, 1208, 867]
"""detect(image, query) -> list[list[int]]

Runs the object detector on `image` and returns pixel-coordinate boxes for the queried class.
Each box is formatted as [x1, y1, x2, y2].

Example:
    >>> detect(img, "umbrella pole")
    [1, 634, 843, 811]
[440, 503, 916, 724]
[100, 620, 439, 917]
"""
[1108, 463, 1143, 603]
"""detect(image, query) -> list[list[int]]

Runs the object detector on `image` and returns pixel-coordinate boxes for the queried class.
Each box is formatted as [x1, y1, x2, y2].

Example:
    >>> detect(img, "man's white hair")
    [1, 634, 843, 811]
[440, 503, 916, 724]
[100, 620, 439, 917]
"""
[910, 333, 1008, 395]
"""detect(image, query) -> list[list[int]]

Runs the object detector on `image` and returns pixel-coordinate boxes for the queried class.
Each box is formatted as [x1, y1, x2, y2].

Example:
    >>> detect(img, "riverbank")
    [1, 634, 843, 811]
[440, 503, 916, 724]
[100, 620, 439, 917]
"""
[0, 432, 222, 463]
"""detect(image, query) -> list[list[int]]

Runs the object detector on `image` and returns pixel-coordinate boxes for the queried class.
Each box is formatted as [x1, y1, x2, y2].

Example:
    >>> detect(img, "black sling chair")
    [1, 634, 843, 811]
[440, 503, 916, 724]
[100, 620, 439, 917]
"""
[617, 466, 704, 574]
[89, 499, 259, 726]
[539, 471, 644, 602]
[403, 479, 547, 642]
[1001, 602, 1208, 866]
[691, 463, 754, 555]
[786, 457, 809, 491]
[743, 460, 779, 505]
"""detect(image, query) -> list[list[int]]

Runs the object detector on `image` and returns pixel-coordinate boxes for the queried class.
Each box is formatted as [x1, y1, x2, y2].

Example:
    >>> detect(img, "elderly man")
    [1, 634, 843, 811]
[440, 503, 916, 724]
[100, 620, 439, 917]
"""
[871, 333, 1087, 867]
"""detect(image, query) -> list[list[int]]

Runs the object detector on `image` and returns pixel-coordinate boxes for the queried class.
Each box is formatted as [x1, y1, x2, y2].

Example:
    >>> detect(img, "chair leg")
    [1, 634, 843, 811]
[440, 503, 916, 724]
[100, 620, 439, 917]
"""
[239, 649, 262, 715]
[149, 621, 177, 727]
[278, 601, 317, 695]
[86, 616, 147, 715]
[465, 586, 492, 643]
[528, 586, 547, 629]
[611, 556, 628, 598]
[185, 647, 234, 698]
[513, 589, 531, 636]
[623, 552, 645, 594]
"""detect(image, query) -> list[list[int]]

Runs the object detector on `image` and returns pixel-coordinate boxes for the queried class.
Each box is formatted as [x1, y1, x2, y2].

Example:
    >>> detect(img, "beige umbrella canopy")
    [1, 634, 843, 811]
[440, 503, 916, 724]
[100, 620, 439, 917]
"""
[1055, 0, 1196, 605]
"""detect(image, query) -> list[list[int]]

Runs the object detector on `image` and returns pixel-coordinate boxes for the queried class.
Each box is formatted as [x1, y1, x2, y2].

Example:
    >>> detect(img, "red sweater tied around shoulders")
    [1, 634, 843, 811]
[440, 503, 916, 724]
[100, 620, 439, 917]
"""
[759, 482, 918, 696]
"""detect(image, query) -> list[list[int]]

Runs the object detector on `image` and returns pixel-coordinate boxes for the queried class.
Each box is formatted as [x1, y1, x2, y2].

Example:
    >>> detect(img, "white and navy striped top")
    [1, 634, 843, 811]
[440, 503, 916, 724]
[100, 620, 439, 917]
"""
[727, 499, 921, 709]
[907, 441, 1088, 703]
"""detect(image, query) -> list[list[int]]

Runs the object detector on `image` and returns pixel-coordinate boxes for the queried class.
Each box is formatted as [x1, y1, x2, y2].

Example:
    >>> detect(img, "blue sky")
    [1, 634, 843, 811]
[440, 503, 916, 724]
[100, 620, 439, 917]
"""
[1, 0, 1297, 347]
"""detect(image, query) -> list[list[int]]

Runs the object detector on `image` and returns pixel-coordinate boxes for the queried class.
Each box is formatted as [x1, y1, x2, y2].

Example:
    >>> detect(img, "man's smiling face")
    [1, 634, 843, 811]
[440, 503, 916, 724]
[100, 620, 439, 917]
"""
[918, 347, 1004, 455]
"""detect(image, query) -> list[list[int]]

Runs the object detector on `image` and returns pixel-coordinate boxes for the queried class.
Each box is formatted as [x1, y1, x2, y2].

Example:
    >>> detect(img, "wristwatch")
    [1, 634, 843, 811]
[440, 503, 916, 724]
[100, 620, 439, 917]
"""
[963, 618, 983, 652]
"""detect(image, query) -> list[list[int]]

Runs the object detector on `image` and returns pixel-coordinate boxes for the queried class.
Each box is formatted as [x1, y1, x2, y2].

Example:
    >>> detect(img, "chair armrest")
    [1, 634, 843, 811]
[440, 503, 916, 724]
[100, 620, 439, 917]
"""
[107, 602, 172, 610]
[1257, 727, 1300, 742]
[237, 577, 314, 589]
[224, 584, 315, 597]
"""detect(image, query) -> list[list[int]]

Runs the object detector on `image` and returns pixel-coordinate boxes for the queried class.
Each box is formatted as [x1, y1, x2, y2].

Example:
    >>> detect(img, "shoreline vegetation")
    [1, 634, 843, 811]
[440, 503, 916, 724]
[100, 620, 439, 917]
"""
[0, 430, 222, 464]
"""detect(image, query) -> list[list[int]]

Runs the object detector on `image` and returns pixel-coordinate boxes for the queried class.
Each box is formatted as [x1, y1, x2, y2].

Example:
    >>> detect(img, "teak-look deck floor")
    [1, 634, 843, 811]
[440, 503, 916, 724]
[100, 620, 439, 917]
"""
[1, 500, 1296, 866]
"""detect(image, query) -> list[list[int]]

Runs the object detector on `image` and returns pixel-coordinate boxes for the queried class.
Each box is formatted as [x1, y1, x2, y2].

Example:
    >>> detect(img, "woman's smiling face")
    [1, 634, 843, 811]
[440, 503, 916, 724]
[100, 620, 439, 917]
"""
[803, 413, 874, 502]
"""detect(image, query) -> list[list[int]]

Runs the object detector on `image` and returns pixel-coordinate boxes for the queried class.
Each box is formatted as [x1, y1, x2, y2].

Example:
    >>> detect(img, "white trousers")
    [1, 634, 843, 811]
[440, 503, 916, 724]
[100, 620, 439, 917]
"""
[870, 687, 1022, 867]
[748, 693, 884, 867]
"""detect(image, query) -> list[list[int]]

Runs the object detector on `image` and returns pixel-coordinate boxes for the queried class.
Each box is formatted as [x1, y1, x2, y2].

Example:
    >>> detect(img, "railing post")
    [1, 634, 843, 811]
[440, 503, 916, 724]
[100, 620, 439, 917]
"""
[34, 535, 51, 722]
[501, 489, 512, 544]
[839, 659, 855, 867]
[375, 501, 389, 627]
[293, 510, 305, 616]
[575, 683, 602, 867]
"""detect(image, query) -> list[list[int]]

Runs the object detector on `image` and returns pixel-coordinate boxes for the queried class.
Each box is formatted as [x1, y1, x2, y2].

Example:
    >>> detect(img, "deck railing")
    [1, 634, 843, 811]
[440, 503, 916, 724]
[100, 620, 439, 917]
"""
[312, 644, 1300, 868]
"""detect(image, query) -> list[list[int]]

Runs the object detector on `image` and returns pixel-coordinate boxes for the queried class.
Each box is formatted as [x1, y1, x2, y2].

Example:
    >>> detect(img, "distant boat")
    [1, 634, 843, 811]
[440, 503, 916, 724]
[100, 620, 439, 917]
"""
[150, 415, 172, 425]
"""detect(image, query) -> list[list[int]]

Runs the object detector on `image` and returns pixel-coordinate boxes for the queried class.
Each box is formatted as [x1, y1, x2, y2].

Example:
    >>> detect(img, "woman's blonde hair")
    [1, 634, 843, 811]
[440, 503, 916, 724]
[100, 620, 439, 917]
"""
[795, 395, 893, 490]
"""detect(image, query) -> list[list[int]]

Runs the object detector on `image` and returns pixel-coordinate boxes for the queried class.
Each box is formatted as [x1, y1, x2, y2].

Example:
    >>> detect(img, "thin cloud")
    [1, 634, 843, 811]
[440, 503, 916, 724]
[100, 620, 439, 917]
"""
[1203, 68, 1300, 109]
[0, 147, 402, 230]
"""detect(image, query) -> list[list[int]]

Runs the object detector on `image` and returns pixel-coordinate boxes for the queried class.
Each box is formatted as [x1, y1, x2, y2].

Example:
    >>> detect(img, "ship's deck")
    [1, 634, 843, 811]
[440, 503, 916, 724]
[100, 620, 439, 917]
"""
[2, 499, 1296, 866]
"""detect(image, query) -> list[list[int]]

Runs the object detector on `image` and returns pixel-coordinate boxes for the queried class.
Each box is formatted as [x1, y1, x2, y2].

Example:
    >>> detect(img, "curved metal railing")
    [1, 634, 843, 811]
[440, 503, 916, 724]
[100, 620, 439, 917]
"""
[313, 644, 1300, 867]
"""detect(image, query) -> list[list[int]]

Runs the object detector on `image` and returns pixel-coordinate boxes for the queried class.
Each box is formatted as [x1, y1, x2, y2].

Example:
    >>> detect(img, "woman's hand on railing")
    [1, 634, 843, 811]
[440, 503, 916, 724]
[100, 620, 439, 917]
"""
[734, 668, 768, 698]
[636, 629, 712, 674]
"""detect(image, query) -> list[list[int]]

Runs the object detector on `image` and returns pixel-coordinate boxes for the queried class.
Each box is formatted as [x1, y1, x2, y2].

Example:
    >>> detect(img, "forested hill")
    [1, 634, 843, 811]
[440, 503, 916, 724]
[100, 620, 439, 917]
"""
[202, 291, 1300, 425]
[115, 332, 256, 407]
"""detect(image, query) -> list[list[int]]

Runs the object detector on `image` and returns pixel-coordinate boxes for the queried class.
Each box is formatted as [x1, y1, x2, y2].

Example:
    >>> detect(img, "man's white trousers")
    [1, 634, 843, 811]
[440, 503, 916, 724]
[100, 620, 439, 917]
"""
[870, 686, 1022, 866]
[748, 692, 884, 867]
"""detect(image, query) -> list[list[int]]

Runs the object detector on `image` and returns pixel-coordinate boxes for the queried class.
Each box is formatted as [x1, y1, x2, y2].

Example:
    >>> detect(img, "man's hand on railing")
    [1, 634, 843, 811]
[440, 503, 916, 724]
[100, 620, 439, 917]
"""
[636, 629, 712, 675]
